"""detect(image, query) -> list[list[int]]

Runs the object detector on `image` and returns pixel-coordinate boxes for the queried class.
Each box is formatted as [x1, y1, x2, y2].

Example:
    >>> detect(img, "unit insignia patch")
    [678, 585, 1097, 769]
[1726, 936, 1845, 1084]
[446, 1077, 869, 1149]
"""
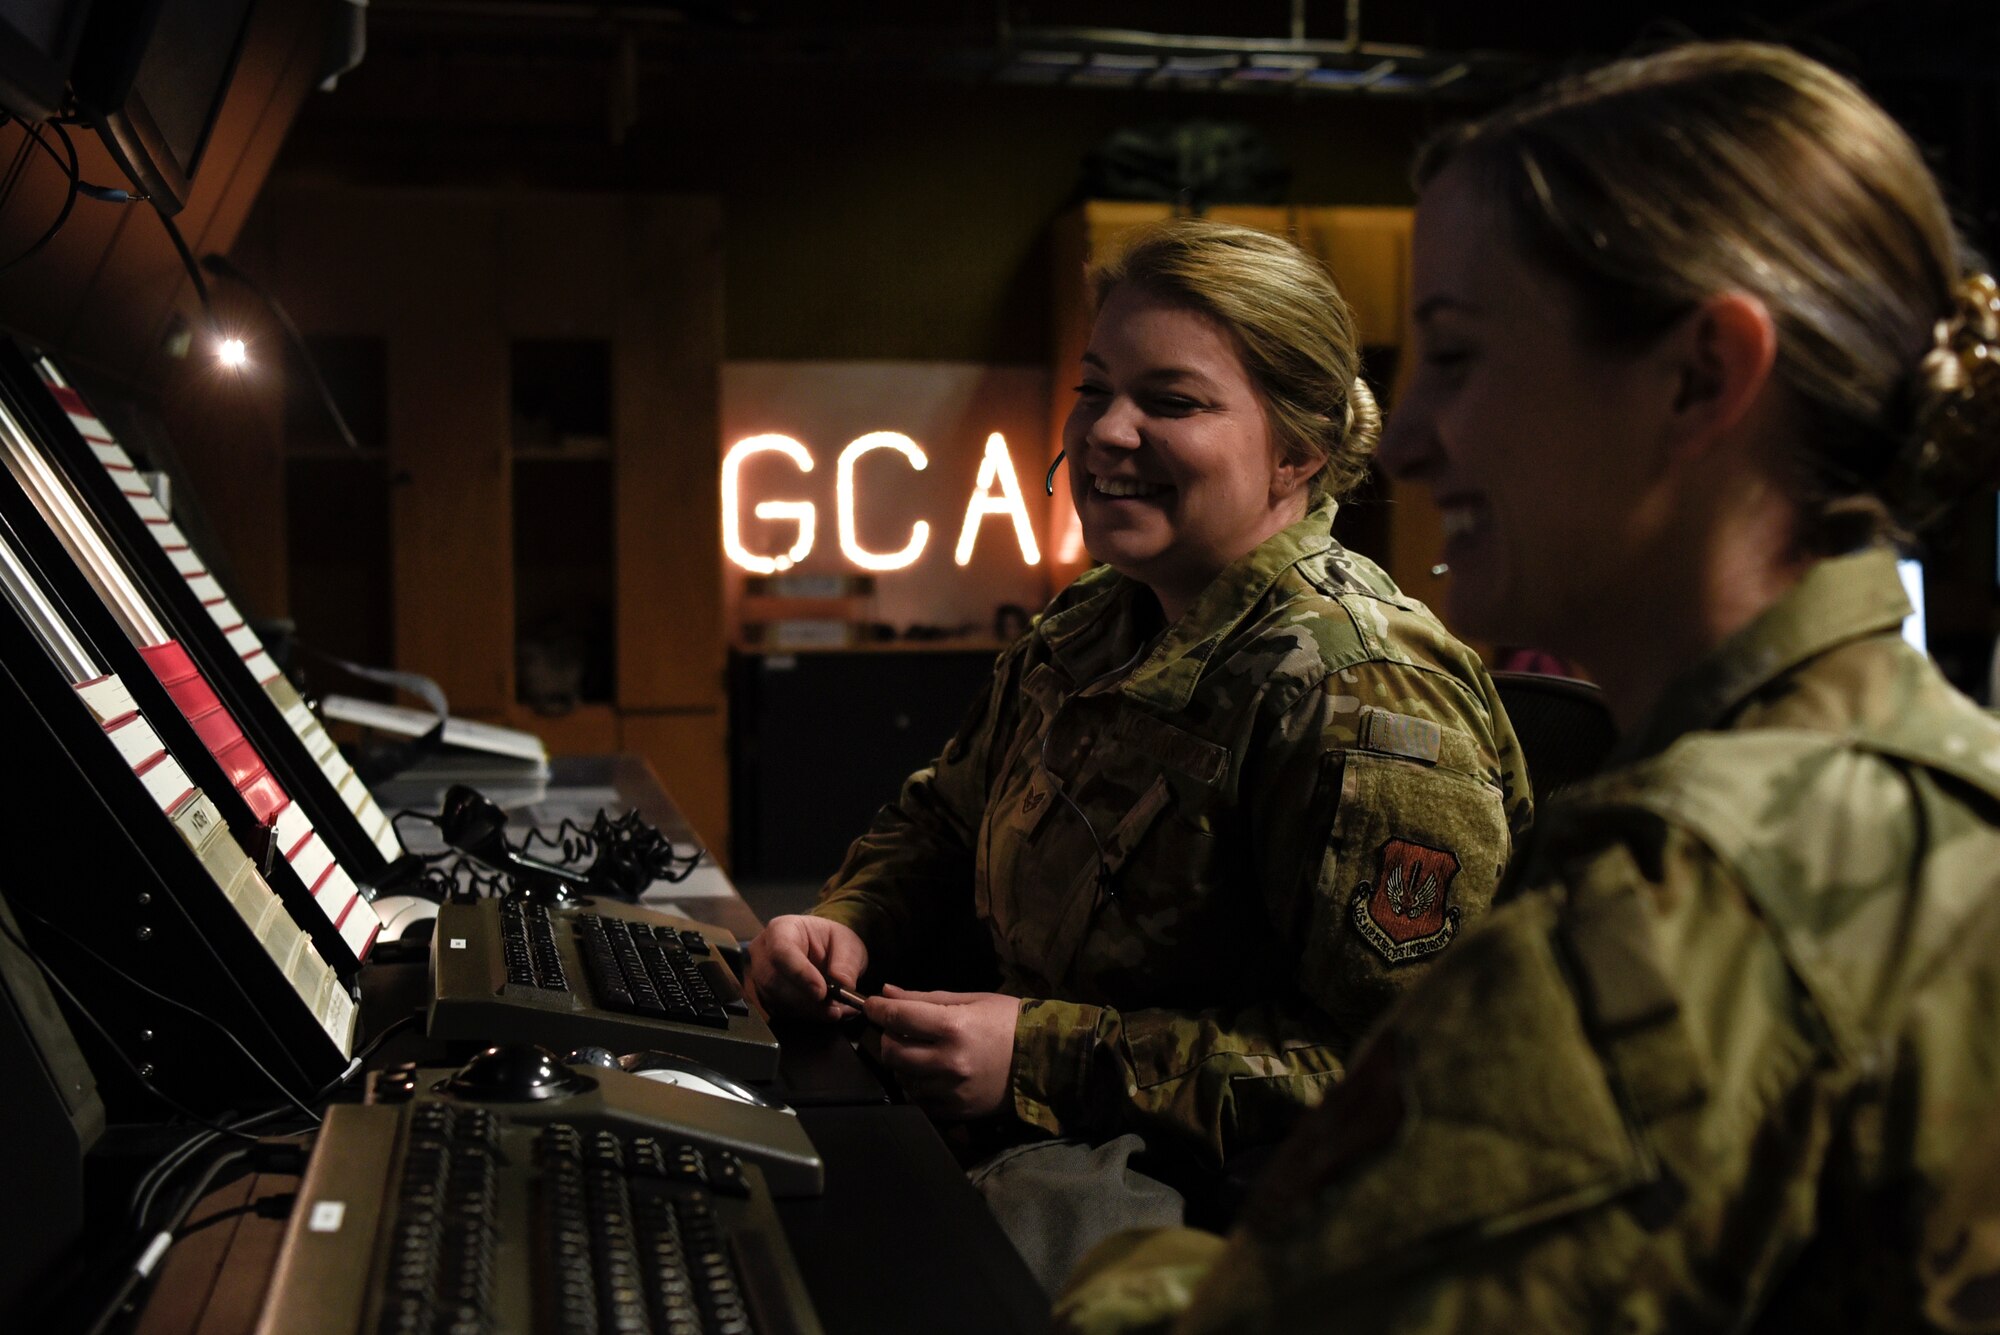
[1350, 836, 1463, 964]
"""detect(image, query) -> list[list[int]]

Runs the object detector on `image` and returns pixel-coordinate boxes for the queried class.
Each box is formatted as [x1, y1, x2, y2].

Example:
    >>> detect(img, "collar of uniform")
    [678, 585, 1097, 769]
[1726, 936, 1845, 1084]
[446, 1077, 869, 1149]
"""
[1033, 570, 1149, 681]
[1113, 500, 1339, 713]
[1615, 545, 1912, 763]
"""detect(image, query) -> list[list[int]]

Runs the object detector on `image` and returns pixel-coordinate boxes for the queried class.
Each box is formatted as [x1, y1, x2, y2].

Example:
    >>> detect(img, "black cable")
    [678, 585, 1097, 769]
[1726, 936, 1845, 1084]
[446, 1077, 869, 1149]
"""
[129, 1001, 417, 1228]
[12, 116, 136, 200]
[127, 1103, 307, 1230]
[0, 913, 262, 1140]
[130, 1125, 226, 1225]
[174, 1192, 294, 1238]
[84, 1146, 253, 1335]
[151, 204, 211, 314]
[347, 1009, 422, 1070]
[392, 805, 441, 837]
[16, 907, 325, 1125]
[170, 1199, 258, 1238]
[201, 253, 364, 452]
[28, 105, 211, 330]
[13, 115, 69, 180]
[134, 1125, 236, 1228]
[0, 115, 80, 276]
[0, 120, 29, 202]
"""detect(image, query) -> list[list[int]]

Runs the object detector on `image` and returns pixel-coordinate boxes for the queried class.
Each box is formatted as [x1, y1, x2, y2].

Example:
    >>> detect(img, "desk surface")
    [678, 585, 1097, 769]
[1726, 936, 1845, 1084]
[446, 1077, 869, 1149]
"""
[130, 755, 1046, 1335]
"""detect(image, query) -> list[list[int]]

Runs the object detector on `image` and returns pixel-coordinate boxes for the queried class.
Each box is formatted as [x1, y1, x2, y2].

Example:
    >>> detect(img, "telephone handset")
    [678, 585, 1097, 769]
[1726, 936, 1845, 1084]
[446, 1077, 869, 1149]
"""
[435, 784, 598, 902]
[429, 784, 698, 903]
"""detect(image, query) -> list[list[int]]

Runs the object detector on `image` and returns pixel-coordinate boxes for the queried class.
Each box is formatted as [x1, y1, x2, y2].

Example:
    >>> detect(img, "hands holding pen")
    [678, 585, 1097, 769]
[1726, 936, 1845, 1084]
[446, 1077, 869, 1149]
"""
[746, 914, 1018, 1119]
[863, 986, 1018, 1120]
[745, 915, 871, 1023]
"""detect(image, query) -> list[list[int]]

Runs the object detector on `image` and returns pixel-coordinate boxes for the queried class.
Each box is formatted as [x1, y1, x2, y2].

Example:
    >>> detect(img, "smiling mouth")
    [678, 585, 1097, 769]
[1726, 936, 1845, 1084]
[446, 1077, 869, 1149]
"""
[1091, 474, 1172, 500]
[1439, 499, 1483, 539]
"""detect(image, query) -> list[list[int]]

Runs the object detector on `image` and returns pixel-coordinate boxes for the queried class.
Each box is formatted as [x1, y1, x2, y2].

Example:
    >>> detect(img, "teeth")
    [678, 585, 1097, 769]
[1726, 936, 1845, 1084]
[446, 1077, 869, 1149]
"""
[1440, 505, 1479, 539]
[1094, 475, 1168, 498]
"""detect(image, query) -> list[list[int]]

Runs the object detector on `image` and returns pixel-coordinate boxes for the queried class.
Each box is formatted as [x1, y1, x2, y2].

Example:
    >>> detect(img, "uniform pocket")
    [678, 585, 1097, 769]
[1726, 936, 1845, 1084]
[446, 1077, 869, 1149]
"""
[1033, 772, 1177, 983]
[976, 665, 1071, 937]
[1014, 710, 1231, 990]
[1312, 751, 1504, 979]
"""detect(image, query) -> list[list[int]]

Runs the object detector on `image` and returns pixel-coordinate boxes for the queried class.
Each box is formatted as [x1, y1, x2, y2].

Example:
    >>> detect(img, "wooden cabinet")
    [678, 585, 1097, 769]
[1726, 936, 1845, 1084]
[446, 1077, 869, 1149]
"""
[231, 185, 731, 852]
[1047, 201, 1454, 623]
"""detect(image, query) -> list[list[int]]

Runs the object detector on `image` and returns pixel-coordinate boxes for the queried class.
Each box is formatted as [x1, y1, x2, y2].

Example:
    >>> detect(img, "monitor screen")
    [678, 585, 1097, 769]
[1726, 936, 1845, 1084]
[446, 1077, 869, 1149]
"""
[1898, 557, 1927, 655]
[70, 0, 255, 214]
[0, 1, 91, 123]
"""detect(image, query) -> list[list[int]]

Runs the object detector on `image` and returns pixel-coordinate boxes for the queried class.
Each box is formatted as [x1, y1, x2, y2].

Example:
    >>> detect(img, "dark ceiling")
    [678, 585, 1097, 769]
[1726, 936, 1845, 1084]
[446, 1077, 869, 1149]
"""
[360, 1, 2000, 77]
[325, 1, 2000, 233]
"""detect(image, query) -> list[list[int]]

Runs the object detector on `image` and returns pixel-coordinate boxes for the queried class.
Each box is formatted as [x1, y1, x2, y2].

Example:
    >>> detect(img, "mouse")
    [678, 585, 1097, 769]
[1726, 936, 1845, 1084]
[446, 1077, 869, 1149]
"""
[618, 1050, 792, 1112]
[370, 894, 440, 941]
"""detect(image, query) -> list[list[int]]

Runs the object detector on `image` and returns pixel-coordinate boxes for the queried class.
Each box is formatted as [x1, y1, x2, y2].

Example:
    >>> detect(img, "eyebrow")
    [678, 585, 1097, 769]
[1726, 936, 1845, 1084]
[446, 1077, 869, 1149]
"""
[1413, 294, 1481, 323]
[1077, 352, 1218, 386]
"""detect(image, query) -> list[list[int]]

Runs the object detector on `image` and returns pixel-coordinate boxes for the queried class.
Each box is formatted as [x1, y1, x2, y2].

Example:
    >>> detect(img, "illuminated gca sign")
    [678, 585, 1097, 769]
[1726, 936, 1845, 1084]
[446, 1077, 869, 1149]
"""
[722, 431, 1042, 575]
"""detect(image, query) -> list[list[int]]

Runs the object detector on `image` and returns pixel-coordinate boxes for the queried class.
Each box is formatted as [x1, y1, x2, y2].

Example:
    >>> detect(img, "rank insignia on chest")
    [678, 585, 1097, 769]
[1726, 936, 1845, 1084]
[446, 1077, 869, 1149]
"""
[1022, 787, 1047, 815]
[1351, 837, 1463, 964]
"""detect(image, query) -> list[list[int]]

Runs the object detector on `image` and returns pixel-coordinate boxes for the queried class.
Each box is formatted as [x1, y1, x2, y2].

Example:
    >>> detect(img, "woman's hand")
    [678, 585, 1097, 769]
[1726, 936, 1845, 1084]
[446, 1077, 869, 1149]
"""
[866, 985, 1020, 1120]
[745, 915, 869, 1023]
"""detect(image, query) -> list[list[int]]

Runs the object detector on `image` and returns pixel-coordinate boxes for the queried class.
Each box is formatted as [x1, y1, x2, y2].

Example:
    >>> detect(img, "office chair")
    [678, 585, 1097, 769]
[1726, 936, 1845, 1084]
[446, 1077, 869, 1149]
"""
[1489, 670, 1619, 803]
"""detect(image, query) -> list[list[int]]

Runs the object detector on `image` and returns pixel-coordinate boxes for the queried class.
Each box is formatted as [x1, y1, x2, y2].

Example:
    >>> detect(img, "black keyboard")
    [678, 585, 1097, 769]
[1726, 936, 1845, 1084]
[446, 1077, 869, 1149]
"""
[567, 909, 731, 1028]
[257, 1100, 823, 1335]
[431, 900, 780, 1081]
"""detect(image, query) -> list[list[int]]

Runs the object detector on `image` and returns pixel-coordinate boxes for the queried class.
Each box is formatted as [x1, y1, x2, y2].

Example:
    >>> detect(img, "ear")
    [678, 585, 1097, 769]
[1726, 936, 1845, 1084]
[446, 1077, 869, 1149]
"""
[1661, 291, 1779, 456]
[1271, 450, 1326, 503]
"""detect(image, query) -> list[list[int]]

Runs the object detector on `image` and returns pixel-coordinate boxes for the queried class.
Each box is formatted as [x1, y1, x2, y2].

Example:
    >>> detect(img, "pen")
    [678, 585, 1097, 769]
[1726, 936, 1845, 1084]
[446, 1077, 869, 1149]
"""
[828, 982, 869, 1012]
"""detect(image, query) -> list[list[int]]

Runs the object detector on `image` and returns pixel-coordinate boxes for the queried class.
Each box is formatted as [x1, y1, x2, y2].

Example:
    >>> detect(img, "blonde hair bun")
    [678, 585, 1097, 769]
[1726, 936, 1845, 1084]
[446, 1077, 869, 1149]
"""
[1897, 272, 2000, 528]
[1344, 376, 1383, 456]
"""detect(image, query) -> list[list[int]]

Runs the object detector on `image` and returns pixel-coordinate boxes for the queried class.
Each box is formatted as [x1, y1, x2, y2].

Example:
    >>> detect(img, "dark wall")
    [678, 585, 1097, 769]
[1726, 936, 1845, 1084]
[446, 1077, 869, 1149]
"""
[275, 55, 1441, 363]
[261, 14, 2000, 369]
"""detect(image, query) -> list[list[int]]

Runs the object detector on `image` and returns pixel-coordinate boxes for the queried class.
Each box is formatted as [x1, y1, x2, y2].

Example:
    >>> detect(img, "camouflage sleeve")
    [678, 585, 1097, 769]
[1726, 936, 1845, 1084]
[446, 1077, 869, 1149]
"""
[808, 639, 1029, 979]
[1053, 816, 1817, 1334]
[1052, 1228, 1231, 1335]
[1010, 656, 1527, 1167]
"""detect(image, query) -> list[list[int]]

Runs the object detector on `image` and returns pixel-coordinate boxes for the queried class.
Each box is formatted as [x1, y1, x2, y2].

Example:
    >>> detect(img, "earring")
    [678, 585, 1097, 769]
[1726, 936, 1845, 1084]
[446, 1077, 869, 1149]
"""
[1045, 450, 1066, 497]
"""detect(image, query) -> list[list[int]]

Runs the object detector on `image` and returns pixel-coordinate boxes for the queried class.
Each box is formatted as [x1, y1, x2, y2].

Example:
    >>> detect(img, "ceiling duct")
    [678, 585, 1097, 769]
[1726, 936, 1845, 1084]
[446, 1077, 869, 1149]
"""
[367, 0, 1546, 100]
[987, 1, 1536, 99]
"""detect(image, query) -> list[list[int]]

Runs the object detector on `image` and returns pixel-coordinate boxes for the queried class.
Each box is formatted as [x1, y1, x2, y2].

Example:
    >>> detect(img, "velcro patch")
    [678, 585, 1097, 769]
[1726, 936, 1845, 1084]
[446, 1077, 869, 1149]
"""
[1358, 707, 1442, 764]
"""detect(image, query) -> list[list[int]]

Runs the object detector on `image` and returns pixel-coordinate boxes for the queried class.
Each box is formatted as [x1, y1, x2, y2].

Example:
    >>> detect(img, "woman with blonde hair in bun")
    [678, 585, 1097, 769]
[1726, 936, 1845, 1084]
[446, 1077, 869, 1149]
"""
[1059, 41, 2000, 1333]
[749, 218, 1529, 1289]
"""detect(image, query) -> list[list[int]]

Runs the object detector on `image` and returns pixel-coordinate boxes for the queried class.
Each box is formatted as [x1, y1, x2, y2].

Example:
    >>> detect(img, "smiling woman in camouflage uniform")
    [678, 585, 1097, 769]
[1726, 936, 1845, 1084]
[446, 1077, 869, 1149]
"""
[1056, 42, 2000, 1334]
[747, 220, 1530, 1288]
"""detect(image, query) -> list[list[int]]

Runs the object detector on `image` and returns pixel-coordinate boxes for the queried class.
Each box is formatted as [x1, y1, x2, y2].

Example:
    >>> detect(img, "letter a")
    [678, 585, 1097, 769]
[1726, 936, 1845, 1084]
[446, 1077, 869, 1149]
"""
[953, 433, 1041, 566]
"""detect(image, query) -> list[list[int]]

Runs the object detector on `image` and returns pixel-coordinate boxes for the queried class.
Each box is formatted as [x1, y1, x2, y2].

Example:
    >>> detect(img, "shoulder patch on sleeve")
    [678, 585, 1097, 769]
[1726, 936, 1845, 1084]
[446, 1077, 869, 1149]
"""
[1357, 706, 1442, 764]
[1351, 837, 1463, 964]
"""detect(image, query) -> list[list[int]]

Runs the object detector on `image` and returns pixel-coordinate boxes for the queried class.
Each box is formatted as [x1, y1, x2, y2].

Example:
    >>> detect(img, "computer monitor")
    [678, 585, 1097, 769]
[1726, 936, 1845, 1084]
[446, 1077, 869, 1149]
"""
[0, 0, 91, 123]
[1898, 557, 1927, 656]
[68, 0, 255, 214]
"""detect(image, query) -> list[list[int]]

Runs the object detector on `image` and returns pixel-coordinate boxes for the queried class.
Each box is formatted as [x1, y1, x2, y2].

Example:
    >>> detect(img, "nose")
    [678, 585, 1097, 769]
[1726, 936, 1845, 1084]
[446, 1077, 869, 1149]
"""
[1375, 397, 1436, 483]
[1082, 393, 1144, 454]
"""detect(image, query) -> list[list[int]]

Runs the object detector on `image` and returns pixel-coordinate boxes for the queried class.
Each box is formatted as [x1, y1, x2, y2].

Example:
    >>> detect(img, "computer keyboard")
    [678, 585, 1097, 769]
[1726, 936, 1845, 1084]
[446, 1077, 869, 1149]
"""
[569, 910, 732, 1029]
[257, 1097, 824, 1334]
[431, 900, 780, 1081]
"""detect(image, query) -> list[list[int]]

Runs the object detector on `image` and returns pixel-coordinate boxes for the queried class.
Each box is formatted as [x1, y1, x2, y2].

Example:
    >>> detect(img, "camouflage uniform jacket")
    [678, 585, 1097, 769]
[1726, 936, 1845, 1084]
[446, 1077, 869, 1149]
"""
[811, 501, 1530, 1169]
[1056, 545, 2000, 1333]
